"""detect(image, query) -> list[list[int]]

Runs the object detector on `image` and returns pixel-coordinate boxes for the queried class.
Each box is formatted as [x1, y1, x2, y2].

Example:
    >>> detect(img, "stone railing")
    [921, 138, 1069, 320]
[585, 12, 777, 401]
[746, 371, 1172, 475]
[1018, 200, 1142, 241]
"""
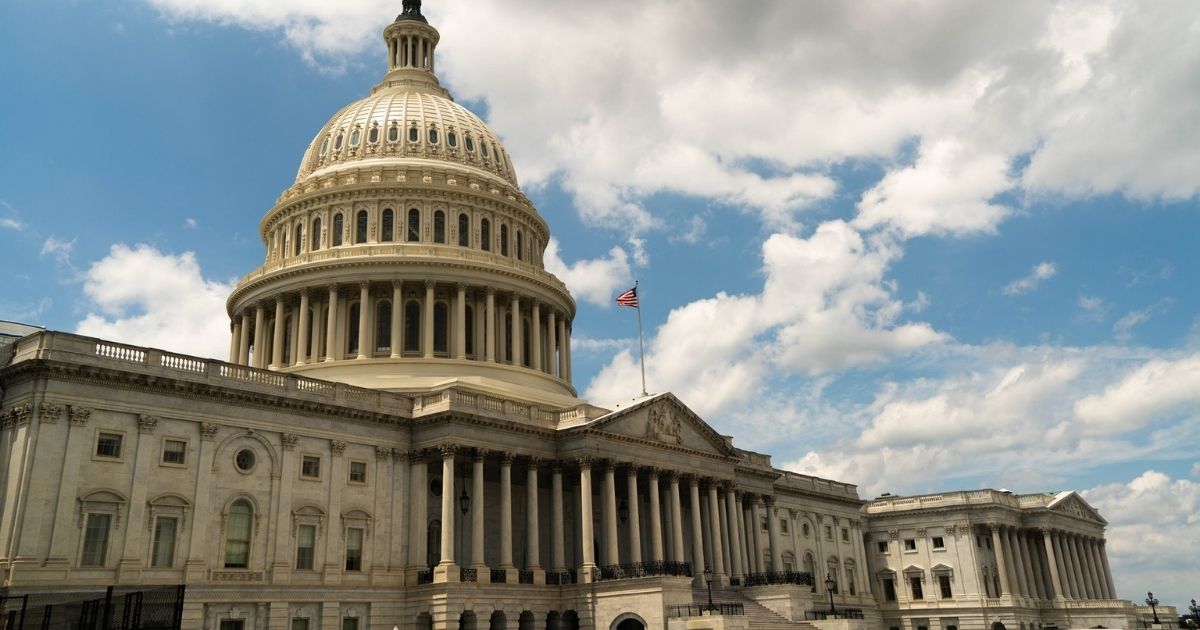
[743, 571, 814, 588]
[594, 561, 692, 581]
[866, 488, 1027, 513]
[545, 570, 577, 585]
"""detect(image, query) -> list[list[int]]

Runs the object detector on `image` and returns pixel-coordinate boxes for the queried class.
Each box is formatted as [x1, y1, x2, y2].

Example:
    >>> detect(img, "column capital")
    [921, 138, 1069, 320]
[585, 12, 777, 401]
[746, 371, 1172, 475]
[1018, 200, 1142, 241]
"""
[424, 279, 436, 289]
[646, 466, 661, 479]
[526, 455, 544, 468]
[375, 445, 393, 458]
[392, 279, 403, 289]
[500, 451, 516, 465]
[438, 444, 458, 457]
[763, 495, 777, 507]
[358, 280, 370, 289]
[575, 456, 593, 469]
[326, 283, 338, 293]
[298, 287, 309, 298]
[601, 459, 617, 473]
[456, 282, 467, 291]
[718, 479, 737, 491]
[550, 459, 564, 473]
[472, 448, 489, 463]
[664, 469, 681, 481]
[486, 286, 496, 297]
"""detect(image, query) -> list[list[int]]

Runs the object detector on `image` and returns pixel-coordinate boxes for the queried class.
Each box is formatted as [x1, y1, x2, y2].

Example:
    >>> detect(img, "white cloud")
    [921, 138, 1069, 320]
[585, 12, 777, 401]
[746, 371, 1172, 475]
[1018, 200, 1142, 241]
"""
[184, 217, 199, 229]
[586, 221, 946, 416]
[1083, 470, 1200, 605]
[0, 217, 23, 231]
[542, 238, 633, 307]
[1112, 299, 1172, 343]
[1074, 353, 1200, 434]
[1003, 261, 1057, 296]
[39, 236, 76, 269]
[1078, 294, 1108, 321]
[75, 244, 235, 359]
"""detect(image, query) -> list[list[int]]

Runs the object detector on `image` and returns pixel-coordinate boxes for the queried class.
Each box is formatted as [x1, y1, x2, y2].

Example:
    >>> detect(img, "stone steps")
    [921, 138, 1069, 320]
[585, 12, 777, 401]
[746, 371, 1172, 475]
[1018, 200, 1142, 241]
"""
[692, 588, 821, 630]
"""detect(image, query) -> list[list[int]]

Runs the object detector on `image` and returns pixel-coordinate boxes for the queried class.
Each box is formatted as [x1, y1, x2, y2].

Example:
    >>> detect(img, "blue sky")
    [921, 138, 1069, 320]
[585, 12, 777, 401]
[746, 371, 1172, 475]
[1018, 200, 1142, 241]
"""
[2, 0, 1198, 605]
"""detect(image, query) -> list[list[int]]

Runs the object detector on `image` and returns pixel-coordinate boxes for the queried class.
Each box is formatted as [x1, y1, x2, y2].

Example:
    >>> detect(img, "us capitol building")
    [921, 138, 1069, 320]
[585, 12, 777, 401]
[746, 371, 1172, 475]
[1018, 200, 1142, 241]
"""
[0, 3, 1144, 630]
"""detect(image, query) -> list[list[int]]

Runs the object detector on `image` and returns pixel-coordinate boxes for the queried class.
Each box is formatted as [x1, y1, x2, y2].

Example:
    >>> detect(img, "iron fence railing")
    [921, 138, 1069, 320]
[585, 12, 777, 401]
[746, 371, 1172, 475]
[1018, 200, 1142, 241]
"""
[593, 561, 692, 581]
[0, 585, 184, 630]
[667, 603, 745, 618]
[742, 571, 814, 587]
[805, 608, 865, 620]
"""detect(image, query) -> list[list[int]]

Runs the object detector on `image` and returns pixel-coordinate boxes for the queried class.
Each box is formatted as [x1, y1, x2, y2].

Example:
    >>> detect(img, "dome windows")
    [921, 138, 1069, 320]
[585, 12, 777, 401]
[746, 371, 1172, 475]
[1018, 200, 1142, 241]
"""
[447, 130, 458, 148]
[294, 224, 303, 256]
[388, 124, 400, 143]
[500, 224, 509, 256]
[433, 210, 445, 243]
[368, 124, 379, 144]
[408, 125, 419, 143]
[481, 141, 490, 159]
[428, 126, 439, 145]
[457, 213, 469, 246]
[334, 132, 344, 151]
[320, 137, 329, 156]
[332, 213, 344, 246]
[355, 210, 368, 244]
[480, 218, 491, 251]
[349, 128, 361, 147]
[381, 208, 395, 242]
[311, 217, 322, 251]
[407, 209, 420, 242]
[465, 134, 475, 153]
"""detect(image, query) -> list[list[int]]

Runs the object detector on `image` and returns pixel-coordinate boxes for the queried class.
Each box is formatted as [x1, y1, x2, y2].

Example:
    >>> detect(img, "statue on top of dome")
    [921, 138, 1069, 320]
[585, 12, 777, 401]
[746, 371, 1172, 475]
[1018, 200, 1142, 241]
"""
[397, 0, 427, 23]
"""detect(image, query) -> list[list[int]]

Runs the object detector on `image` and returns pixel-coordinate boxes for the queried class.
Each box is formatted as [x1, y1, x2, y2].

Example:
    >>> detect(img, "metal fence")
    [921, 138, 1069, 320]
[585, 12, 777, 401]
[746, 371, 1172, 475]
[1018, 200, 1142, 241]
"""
[805, 607, 865, 620]
[1, 586, 184, 630]
[667, 603, 745, 618]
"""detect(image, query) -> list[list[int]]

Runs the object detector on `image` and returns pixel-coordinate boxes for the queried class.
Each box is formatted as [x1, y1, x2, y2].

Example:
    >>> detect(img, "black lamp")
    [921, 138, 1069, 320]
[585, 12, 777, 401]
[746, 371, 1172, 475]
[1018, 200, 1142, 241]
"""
[618, 499, 629, 525]
[825, 573, 837, 614]
[1145, 592, 1160, 625]
[458, 487, 470, 516]
[703, 565, 714, 611]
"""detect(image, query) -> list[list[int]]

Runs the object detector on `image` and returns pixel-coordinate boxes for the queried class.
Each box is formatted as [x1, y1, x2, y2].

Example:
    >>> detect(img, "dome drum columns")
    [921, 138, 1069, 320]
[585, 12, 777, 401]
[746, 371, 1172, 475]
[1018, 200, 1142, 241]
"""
[228, 279, 573, 386]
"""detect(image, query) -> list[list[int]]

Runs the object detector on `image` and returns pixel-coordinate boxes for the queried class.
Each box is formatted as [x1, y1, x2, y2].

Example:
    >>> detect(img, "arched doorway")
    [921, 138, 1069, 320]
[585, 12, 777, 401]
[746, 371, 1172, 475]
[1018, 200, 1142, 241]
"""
[415, 613, 433, 630]
[562, 611, 580, 630]
[488, 611, 505, 630]
[518, 611, 535, 630]
[612, 615, 645, 630]
[459, 610, 477, 630]
[545, 611, 561, 630]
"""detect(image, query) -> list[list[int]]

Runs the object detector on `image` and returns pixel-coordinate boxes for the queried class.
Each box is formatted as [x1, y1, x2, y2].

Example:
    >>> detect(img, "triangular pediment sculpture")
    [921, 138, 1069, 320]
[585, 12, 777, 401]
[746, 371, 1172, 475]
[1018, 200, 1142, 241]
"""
[1047, 491, 1107, 524]
[583, 393, 737, 457]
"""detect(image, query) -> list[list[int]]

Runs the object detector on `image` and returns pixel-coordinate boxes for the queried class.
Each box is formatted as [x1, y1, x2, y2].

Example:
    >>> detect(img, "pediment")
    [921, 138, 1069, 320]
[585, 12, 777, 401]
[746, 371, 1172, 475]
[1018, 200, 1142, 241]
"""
[1047, 492, 1106, 524]
[585, 393, 736, 457]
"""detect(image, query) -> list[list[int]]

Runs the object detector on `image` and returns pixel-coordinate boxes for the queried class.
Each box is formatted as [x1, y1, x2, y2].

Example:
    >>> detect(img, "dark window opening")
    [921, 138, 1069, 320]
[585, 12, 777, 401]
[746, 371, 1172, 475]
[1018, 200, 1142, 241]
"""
[433, 210, 445, 243]
[407, 209, 420, 242]
[404, 301, 421, 353]
[381, 209, 394, 242]
[333, 214, 344, 246]
[458, 213, 469, 246]
[355, 210, 368, 244]
[434, 302, 448, 354]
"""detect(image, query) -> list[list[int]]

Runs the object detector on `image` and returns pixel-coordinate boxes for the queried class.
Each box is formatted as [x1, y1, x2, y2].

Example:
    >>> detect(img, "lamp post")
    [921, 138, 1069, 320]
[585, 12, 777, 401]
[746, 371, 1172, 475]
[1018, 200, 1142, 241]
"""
[458, 486, 469, 569]
[1145, 592, 1160, 625]
[704, 565, 715, 612]
[618, 499, 629, 525]
[825, 573, 837, 616]
[1188, 599, 1199, 627]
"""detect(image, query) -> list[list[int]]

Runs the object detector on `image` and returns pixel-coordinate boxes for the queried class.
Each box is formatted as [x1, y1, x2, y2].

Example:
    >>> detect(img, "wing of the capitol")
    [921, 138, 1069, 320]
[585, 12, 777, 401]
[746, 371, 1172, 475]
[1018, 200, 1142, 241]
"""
[0, 3, 1147, 630]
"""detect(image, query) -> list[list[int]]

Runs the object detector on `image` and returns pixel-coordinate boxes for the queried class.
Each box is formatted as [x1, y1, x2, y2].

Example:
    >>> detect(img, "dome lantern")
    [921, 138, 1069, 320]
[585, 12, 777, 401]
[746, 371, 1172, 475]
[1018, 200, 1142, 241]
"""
[379, 0, 443, 95]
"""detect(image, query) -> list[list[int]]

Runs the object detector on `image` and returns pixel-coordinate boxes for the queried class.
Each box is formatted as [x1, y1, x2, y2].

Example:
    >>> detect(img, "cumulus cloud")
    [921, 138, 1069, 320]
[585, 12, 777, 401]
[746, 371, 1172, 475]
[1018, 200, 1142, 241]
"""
[75, 244, 235, 359]
[542, 238, 633, 307]
[586, 221, 946, 415]
[1003, 261, 1057, 296]
[1083, 470, 1200, 605]
[1074, 353, 1200, 434]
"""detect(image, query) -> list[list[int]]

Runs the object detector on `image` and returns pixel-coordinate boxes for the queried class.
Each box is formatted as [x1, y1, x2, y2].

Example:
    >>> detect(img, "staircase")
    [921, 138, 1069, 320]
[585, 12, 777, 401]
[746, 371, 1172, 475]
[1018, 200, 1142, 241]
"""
[691, 587, 821, 630]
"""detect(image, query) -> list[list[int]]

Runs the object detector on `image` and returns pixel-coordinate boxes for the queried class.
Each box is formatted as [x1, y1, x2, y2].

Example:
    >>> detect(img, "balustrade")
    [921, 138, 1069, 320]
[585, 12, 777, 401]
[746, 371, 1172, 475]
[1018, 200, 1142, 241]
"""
[743, 571, 814, 588]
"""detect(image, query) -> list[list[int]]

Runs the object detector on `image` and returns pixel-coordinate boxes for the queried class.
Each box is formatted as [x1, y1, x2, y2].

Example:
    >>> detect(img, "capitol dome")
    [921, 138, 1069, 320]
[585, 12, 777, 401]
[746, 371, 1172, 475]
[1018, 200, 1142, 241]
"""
[224, 0, 579, 407]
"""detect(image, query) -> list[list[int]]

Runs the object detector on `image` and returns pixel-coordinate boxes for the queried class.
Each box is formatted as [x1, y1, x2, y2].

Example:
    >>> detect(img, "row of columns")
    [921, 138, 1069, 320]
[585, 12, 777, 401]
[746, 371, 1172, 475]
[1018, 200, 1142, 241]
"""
[228, 282, 572, 382]
[988, 525, 1116, 601]
[417, 449, 824, 587]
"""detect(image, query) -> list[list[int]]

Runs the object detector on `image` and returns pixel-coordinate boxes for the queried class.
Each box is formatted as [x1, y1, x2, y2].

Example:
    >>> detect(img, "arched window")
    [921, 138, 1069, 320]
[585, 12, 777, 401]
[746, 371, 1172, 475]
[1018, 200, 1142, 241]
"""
[404, 301, 421, 353]
[311, 217, 322, 251]
[334, 133, 343, 151]
[333, 214, 344, 246]
[465, 134, 475, 153]
[349, 128, 361, 147]
[387, 124, 399, 143]
[500, 225, 509, 256]
[381, 209, 394, 242]
[376, 301, 391, 352]
[522, 319, 531, 367]
[845, 560, 857, 596]
[481, 141, 490, 159]
[458, 213, 469, 246]
[433, 210, 445, 243]
[827, 559, 840, 593]
[504, 313, 513, 363]
[804, 552, 815, 577]
[294, 224, 303, 256]
[355, 210, 368, 244]
[434, 302, 448, 354]
[407, 209, 420, 242]
[347, 303, 360, 355]
[368, 125, 379, 144]
[408, 125, 419, 143]
[224, 500, 253, 568]
[480, 218, 491, 251]
[516, 230, 523, 261]
[464, 305, 475, 356]
[447, 130, 458, 148]
[428, 126, 439, 144]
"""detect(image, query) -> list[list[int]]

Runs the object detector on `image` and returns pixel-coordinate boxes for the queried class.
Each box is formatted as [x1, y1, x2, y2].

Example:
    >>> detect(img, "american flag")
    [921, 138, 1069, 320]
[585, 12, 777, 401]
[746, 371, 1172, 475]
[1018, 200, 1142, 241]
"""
[615, 287, 638, 308]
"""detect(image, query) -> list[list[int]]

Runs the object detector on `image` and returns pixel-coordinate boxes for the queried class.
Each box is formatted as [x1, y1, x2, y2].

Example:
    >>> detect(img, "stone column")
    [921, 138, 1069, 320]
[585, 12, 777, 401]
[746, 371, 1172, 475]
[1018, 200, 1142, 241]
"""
[603, 462, 619, 566]
[1041, 529, 1064, 599]
[423, 281, 435, 358]
[563, 323, 572, 382]
[1019, 530, 1040, 598]
[270, 298, 285, 368]
[1083, 537, 1104, 599]
[751, 499, 766, 574]
[990, 525, 1012, 596]
[648, 469, 664, 563]
[1007, 527, 1029, 596]
[626, 467, 642, 564]
[548, 310, 558, 377]
[551, 463, 566, 571]
[725, 488, 744, 580]
[356, 282, 370, 359]
[409, 453, 428, 572]
[238, 311, 251, 364]
[252, 303, 266, 368]
[390, 282, 402, 358]
[707, 482, 726, 578]
[668, 473, 685, 564]
[485, 289, 496, 362]
[310, 297, 324, 363]
[324, 285, 338, 362]
[455, 284, 467, 360]
[436, 446, 456, 578]
[531, 301, 542, 371]
[689, 476, 706, 578]
[1099, 541, 1116, 599]
[578, 459, 596, 579]
[471, 452, 486, 571]
[295, 290, 310, 366]
[1066, 534, 1090, 599]
[510, 293, 522, 366]
[229, 319, 241, 363]
[526, 459, 541, 571]
[1053, 532, 1077, 599]
[735, 492, 751, 577]
[1023, 531, 1045, 599]
[766, 497, 783, 573]
[500, 453, 515, 573]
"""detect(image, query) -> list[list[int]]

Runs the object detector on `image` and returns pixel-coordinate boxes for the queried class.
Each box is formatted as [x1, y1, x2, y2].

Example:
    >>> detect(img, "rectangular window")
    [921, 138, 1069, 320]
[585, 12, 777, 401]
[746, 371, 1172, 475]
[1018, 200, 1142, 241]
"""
[349, 461, 367, 483]
[939, 574, 953, 599]
[911, 577, 924, 600]
[780, 519, 789, 534]
[301, 456, 321, 479]
[760, 516, 768, 531]
[296, 525, 315, 570]
[976, 535, 984, 548]
[841, 527, 850, 542]
[96, 432, 123, 458]
[345, 527, 364, 571]
[219, 621, 245, 630]
[81, 513, 111, 566]
[883, 578, 897, 601]
[342, 618, 359, 630]
[162, 439, 187, 465]
[825, 526, 834, 540]
[291, 620, 310, 630]
[877, 541, 889, 553]
[151, 517, 178, 567]
[904, 538, 917, 551]
[932, 536, 945, 549]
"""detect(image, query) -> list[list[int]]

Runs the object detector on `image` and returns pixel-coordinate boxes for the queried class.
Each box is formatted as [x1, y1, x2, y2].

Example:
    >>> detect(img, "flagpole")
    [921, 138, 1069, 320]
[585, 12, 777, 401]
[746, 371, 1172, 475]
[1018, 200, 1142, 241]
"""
[635, 280, 647, 396]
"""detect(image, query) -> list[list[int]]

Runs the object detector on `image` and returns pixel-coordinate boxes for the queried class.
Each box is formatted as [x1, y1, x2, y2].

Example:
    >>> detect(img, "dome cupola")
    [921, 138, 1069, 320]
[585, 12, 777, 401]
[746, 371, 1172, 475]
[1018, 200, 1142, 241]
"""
[225, 5, 579, 407]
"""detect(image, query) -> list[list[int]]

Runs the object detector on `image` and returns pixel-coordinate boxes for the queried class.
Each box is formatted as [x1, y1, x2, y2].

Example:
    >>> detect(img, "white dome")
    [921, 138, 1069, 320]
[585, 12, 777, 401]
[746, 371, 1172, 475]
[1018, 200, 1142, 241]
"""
[295, 88, 518, 188]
